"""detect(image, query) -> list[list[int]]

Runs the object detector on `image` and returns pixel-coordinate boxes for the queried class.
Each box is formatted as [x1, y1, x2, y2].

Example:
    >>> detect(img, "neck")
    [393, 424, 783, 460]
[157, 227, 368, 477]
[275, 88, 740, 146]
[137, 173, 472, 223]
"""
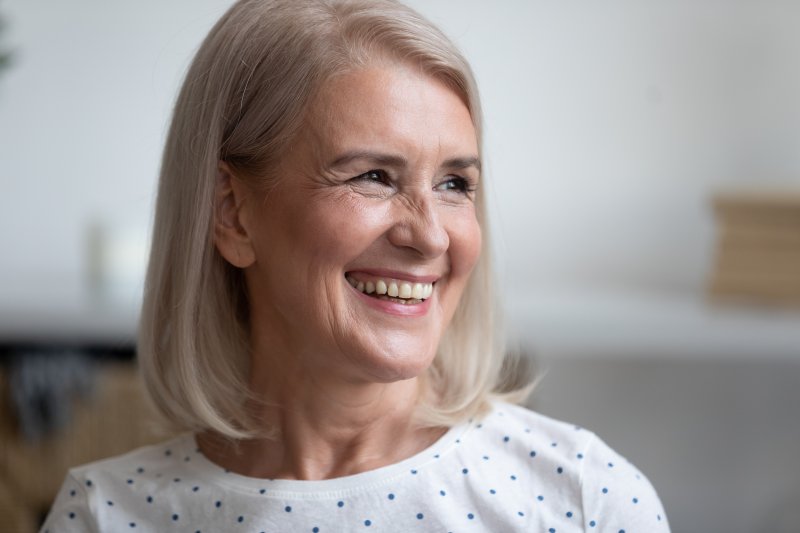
[197, 352, 444, 480]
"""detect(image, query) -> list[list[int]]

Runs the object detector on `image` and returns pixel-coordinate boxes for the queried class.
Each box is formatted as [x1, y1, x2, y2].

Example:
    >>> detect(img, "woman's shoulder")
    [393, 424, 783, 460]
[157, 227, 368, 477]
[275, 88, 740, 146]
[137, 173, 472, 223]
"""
[41, 434, 194, 532]
[468, 401, 670, 531]
[67, 433, 193, 485]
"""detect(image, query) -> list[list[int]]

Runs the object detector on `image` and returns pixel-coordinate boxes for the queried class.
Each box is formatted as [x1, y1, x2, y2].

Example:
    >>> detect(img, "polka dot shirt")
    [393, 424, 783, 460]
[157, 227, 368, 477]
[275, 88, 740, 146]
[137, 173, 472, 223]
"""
[40, 402, 669, 532]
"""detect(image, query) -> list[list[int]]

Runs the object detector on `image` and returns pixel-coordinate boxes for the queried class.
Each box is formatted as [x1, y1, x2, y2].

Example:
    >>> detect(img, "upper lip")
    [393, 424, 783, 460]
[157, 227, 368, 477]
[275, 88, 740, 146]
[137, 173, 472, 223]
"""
[345, 268, 441, 284]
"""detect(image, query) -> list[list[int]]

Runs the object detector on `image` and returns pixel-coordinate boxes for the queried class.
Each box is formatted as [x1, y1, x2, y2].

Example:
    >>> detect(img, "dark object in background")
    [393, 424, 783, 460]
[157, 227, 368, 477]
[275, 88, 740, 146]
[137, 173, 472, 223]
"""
[8, 351, 94, 441]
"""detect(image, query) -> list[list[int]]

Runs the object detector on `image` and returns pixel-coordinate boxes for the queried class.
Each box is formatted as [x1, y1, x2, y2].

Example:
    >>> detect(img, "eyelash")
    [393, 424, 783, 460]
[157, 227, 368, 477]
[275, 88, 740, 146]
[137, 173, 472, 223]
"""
[353, 170, 476, 195]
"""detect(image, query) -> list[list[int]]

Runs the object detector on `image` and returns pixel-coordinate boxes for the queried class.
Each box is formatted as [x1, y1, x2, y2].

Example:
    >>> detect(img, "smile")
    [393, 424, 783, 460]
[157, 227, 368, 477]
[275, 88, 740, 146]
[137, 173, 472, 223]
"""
[345, 274, 433, 304]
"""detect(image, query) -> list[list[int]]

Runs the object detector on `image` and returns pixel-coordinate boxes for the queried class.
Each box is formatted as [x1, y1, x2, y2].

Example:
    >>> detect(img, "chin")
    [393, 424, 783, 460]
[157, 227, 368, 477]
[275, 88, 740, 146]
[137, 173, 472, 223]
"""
[354, 343, 438, 384]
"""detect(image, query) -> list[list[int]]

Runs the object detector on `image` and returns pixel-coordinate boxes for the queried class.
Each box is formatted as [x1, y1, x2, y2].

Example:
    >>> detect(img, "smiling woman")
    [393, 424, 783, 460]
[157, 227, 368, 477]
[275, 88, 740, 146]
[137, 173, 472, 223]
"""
[41, 0, 669, 531]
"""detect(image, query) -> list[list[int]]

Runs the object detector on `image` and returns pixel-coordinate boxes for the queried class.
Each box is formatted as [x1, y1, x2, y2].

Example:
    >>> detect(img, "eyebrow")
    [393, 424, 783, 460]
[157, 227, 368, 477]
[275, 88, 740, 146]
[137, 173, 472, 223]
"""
[328, 150, 481, 173]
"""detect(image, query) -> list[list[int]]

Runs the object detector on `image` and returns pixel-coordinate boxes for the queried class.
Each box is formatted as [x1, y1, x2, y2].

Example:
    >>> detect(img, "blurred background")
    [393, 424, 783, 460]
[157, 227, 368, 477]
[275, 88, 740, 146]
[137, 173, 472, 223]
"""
[1, 1, 799, 532]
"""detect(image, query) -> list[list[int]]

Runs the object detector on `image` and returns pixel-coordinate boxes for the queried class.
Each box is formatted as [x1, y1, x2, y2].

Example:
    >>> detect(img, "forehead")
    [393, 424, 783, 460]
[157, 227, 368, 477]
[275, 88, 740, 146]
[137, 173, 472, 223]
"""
[303, 64, 478, 161]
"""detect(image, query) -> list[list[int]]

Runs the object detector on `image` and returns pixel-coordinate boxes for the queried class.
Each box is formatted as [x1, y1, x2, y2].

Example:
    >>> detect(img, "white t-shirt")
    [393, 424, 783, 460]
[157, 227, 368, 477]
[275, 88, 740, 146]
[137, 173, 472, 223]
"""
[41, 402, 669, 532]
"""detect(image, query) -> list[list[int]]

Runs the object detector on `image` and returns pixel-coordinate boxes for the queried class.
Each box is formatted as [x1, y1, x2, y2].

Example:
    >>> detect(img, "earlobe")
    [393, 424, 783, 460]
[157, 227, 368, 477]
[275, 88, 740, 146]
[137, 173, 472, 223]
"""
[214, 162, 256, 268]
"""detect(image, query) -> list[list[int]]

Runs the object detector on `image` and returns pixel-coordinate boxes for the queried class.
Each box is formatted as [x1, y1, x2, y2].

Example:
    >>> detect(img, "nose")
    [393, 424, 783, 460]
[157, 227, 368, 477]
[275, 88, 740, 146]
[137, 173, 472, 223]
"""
[386, 194, 449, 260]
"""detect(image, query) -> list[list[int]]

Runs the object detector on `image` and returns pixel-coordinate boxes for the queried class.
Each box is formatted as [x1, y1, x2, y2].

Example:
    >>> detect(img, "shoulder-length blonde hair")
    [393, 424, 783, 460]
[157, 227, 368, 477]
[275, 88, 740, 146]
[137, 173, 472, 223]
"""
[139, 0, 530, 439]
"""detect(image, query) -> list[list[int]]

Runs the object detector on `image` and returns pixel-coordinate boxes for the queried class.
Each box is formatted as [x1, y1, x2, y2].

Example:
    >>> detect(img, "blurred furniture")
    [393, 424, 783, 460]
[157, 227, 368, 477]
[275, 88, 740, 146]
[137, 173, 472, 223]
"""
[710, 189, 800, 306]
[0, 362, 168, 532]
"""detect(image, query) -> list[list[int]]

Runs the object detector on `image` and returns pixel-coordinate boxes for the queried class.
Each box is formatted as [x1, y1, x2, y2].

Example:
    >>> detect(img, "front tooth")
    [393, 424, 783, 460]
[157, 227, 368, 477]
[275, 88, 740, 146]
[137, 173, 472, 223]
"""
[387, 281, 399, 297]
[365, 281, 375, 294]
[424, 284, 433, 298]
[356, 281, 365, 292]
[376, 280, 388, 295]
[411, 283, 424, 299]
[399, 282, 412, 299]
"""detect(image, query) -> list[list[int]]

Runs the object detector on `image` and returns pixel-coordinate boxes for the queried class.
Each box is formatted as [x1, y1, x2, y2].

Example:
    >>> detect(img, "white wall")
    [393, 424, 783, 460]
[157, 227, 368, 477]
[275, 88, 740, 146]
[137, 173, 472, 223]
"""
[1, 0, 799, 309]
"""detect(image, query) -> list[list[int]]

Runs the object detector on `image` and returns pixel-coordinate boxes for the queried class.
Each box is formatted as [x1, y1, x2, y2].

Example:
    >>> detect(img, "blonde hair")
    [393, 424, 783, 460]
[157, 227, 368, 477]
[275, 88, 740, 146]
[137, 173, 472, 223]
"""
[139, 0, 531, 439]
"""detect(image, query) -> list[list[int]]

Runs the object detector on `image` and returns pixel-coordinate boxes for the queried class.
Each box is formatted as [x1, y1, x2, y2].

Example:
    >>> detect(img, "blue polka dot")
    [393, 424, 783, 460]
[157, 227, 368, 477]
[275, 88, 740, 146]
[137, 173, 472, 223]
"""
[537, 495, 544, 501]
[440, 490, 446, 496]
[313, 528, 319, 533]
[259, 489, 266, 494]
[549, 529, 556, 533]
[127, 479, 134, 484]
[608, 462, 614, 468]
[107, 500, 114, 506]
[129, 523, 136, 528]
[518, 511, 525, 517]
[172, 514, 179, 521]
[416, 513, 424, 520]
[490, 489, 496, 494]
[658, 514, 662, 521]
[388, 493, 395, 500]
[557, 467, 563, 474]
[602, 488, 609, 494]
[136, 467, 144, 474]
[503, 436, 510, 442]
[633, 497, 639, 504]
[146, 496, 153, 503]
[70, 490, 76, 497]
[338, 501, 345, 508]
[483, 455, 490, 460]
[619, 530, 626, 533]
[530, 451, 536, 457]
[364, 520, 372, 527]
[589, 520, 596, 527]
[165, 449, 171, 456]
[467, 513, 475, 520]
[173, 478, 181, 483]
[566, 511, 573, 518]
[237, 516, 244, 523]
[462, 468, 469, 474]
[551, 442, 558, 447]
[510, 475, 517, 480]
[69, 512, 75, 519]
[411, 469, 418, 474]
[216, 500, 222, 508]
[577, 453, 584, 459]
[86, 480, 93, 487]
[192, 486, 199, 492]
[285, 506, 292, 512]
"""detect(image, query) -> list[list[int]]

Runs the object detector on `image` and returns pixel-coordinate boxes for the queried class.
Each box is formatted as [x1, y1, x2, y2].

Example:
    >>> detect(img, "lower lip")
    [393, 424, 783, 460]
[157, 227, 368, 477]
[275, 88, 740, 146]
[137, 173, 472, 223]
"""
[349, 284, 433, 317]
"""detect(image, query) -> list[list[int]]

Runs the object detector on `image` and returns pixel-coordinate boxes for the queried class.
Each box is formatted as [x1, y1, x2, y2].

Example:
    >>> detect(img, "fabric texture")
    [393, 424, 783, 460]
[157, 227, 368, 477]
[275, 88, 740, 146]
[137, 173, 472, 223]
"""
[41, 402, 669, 532]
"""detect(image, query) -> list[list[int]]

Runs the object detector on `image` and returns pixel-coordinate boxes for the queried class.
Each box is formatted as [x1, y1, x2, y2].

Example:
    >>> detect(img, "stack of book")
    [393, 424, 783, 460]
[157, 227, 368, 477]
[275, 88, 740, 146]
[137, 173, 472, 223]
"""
[709, 189, 800, 306]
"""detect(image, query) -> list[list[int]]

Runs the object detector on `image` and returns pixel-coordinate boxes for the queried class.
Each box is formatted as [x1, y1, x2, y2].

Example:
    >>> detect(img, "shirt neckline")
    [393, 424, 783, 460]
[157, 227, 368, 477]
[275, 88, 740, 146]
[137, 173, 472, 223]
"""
[180, 418, 475, 498]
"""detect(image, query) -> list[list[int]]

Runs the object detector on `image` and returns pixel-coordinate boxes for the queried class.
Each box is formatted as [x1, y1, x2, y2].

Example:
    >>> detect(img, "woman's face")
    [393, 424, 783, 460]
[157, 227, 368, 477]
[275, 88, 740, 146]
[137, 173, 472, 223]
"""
[240, 64, 481, 385]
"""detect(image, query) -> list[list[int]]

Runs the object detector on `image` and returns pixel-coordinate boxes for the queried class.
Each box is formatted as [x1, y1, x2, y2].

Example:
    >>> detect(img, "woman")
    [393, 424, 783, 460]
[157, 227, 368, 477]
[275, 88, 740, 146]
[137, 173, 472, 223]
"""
[43, 1, 669, 531]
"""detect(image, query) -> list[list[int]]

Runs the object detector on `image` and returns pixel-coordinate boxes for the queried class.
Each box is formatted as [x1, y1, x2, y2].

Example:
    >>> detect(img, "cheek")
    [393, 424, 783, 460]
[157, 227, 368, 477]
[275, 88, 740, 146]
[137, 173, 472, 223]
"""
[449, 215, 482, 278]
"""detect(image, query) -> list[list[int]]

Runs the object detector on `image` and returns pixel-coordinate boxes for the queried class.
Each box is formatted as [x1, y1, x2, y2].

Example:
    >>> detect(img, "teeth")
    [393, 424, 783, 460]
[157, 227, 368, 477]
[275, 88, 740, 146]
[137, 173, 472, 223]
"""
[399, 283, 412, 299]
[376, 280, 388, 295]
[411, 283, 423, 299]
[347, 275, 434, 302]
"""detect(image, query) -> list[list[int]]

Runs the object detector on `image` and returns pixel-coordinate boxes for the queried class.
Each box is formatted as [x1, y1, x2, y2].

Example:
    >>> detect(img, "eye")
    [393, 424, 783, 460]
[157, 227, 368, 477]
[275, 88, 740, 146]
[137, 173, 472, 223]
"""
[435, 176, 475, 194]
[352, 169, 390, 185]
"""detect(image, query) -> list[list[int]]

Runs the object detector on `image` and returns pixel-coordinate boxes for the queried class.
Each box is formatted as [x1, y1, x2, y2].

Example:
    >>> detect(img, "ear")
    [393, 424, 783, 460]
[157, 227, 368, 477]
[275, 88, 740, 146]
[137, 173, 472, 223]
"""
[214, 162, 256, 268]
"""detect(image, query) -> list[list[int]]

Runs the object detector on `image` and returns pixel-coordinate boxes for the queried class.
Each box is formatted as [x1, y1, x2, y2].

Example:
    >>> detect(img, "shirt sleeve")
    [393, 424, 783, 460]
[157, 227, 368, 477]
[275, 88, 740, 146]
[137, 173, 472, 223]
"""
[39, 472, 98, 533]
[578, 433, 670, 532]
